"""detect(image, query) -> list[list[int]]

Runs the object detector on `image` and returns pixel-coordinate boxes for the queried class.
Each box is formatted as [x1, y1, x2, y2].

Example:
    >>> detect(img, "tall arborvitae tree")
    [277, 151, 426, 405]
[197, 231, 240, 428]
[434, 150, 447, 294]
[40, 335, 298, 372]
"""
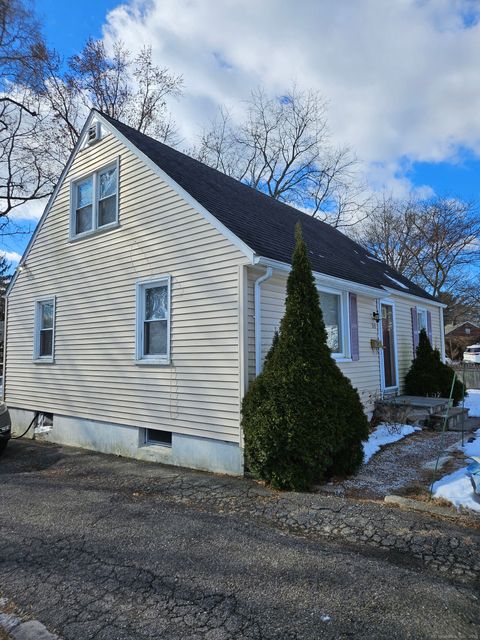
[405, 329, 465, 405]
[242, 223, 369, 491]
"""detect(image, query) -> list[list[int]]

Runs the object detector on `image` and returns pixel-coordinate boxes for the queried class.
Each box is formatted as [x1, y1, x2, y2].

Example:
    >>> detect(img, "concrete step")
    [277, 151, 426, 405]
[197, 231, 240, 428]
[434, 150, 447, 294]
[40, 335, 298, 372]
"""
[376, 395, 449, 426]
[430, 407, 470, 431]
[404, 410, 431, 426]
[393, 396, 450, 415]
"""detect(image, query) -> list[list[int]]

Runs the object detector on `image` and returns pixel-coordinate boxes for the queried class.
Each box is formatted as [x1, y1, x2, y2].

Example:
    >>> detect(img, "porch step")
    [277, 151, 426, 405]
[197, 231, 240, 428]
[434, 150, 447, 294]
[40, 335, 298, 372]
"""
[375, 395, 454, 428]
[404, 410, 431, 426]
[430, 407, 470, 431]
[390, 396, 450, 415]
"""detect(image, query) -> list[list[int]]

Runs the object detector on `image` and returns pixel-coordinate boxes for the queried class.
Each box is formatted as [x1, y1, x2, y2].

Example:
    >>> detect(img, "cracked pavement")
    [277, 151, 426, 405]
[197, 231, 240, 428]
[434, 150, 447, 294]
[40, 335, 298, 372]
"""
[0, 440, 479, 639]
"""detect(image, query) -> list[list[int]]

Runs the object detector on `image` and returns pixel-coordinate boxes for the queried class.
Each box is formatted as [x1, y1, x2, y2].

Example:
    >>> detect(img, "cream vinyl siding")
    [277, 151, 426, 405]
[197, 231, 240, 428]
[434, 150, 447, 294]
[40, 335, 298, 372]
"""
[390, 295, 442, 391]
[5, 131, 248, 443]
[247, 268, 382, 414]
[246, 269, 445, 411]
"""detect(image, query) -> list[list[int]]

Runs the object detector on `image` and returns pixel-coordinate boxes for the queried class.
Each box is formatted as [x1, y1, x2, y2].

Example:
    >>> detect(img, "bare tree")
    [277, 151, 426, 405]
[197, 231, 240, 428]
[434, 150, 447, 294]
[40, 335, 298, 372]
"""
[440, 285, 480, 326]
[0, 0, 54, 218]
[355, 194, 480, 298]
[195, 86, 366, 227]
[350, 194, 422, 279]
[41, 40, 183, 159]
[0, 16, 183, 222]
[411, 198, 480, 297]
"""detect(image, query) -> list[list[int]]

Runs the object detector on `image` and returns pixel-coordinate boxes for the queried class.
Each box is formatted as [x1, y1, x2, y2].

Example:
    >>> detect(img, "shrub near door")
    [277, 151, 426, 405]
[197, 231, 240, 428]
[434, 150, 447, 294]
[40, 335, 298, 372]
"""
[405, 329, 466, 405]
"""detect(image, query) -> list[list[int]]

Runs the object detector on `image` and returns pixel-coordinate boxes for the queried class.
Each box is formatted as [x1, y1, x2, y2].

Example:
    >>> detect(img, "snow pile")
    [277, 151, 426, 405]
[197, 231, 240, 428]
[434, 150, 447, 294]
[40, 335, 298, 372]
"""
[363, 424, 421, 464]
[432, 429, 480, 513]
[432, 468, 480, 513]
[463, 429, 480, 458]
[465, 389, 480, 417]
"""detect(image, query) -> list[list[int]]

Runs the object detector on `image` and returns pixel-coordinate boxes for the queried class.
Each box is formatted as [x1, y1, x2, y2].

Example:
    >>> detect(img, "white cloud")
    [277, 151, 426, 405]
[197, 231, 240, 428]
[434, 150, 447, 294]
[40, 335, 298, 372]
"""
[9, 198, 46, 222]
[101, 0, 480, 193]
[1, 250, 22, 264]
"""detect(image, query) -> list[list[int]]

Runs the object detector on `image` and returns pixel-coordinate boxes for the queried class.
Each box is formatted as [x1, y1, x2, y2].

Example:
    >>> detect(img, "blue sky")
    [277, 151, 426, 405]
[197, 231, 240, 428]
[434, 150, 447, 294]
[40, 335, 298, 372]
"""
[36, 0, 119, 59]
[3, 0, 480, 268]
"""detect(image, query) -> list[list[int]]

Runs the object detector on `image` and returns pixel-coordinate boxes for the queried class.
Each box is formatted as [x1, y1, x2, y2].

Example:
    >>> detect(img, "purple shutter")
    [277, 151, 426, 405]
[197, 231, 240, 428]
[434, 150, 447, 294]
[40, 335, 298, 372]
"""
[411, 307, 419, 355]
[427, 310, 433, 344]
[349, 293, 360, 361]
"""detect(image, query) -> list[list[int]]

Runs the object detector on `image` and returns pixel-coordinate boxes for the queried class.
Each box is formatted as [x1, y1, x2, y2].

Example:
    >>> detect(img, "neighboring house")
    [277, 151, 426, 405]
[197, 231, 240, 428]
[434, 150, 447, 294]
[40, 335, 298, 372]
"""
[3, 110, 445, 475]
[445, 321, 480, 339]
[445, 321, 480, 361]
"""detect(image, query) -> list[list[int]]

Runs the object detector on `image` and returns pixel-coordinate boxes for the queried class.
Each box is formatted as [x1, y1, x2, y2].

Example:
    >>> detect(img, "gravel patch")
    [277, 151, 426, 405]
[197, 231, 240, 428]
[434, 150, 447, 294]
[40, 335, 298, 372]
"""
[318, 429, 464, 499]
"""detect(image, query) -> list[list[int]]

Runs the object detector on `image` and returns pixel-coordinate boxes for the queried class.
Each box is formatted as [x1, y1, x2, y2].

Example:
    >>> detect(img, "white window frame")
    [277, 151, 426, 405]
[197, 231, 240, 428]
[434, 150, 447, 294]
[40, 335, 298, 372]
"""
[33, 296, 56, 363]
[316, 284, 350, 359]
[69, 158, 120, 240]
[135, 275, 171, 365]
[416, 307, 428, 335]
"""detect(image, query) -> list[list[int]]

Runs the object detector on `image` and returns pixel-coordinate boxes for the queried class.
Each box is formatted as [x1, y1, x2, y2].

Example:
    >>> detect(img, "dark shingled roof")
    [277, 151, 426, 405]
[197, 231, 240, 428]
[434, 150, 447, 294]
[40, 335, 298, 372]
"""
[100, 111, 437, 302]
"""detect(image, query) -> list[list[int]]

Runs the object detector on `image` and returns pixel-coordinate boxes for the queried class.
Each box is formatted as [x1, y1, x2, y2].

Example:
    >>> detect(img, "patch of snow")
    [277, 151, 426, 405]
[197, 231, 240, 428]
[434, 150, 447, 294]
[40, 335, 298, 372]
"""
[363, 423, 421, 464]
[320, 615, 331, 622]
[465, 389, 480, 417]
[384, 274, 409, 289]
[432, 467, 480, 513]
[461, 429, 480, 458]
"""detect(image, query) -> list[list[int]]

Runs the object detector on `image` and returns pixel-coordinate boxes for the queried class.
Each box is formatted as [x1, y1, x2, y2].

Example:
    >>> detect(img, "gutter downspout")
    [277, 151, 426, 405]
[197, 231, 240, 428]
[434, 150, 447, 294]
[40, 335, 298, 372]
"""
[254, 267, 273, 376]
[439, 306, 446, 363]
[2, 295, 7, 402]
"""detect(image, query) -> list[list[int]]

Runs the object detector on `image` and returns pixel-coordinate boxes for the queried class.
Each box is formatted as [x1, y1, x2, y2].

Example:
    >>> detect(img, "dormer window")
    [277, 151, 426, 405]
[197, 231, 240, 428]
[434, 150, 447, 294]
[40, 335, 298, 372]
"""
[70, 160, 119, 239]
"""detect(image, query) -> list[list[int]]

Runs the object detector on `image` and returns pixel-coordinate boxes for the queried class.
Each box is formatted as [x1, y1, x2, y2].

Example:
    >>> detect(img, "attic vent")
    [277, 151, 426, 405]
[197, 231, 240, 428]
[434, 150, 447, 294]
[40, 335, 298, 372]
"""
[87, 122, 101, 145]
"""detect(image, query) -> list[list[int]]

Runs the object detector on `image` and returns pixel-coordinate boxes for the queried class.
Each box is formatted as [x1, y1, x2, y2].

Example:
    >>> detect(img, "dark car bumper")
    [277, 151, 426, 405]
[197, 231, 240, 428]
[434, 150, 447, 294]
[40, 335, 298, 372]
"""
[0, 405, 11, 441]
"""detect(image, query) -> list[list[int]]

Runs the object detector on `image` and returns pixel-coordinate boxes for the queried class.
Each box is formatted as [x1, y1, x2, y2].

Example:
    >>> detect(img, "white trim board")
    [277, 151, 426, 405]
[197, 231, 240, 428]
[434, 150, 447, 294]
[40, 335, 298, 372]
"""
[256, 257, 442, 308]
[383, 287, 445, 308]
[254, 257, 386, 298]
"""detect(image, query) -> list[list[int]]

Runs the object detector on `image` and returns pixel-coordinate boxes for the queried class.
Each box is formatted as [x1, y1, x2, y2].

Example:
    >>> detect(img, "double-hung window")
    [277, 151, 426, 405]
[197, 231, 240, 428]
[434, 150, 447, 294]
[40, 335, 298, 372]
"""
[34, 298, 55, 362]
[71, 161, 119, 239]
[317, 288, 346, 357]
[417, 307, 428, 334]
[136, 276, 171, 364]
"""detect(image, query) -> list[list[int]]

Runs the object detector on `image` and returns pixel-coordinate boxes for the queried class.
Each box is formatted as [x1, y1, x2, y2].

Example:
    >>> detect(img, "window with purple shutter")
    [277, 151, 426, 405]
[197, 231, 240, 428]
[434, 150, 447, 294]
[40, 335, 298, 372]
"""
[411, 307, 419, 355]
[349, 293, 360, 361]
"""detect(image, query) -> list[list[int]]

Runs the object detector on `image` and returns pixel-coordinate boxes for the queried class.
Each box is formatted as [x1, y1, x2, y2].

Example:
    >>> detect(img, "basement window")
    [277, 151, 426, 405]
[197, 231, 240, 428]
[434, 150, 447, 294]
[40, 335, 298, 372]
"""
[145, 429, 172, 447]
[39, 412, 53, 427]
[36, 413, 53, 433]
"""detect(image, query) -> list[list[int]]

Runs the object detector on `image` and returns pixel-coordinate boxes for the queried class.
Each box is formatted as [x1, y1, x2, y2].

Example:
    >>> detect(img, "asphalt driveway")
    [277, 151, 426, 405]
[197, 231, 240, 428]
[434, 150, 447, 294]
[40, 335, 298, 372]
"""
[0, 440, 479, 639]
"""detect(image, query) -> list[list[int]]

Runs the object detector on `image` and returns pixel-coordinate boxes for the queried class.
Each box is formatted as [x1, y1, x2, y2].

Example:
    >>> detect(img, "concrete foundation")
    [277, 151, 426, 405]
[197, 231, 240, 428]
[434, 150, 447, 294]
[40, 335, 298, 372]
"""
[8, 408, 244, 476]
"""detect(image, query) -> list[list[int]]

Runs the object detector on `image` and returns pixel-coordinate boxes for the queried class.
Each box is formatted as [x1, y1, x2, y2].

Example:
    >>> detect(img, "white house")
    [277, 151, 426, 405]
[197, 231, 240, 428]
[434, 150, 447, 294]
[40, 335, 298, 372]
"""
[3, 110, 445, 475]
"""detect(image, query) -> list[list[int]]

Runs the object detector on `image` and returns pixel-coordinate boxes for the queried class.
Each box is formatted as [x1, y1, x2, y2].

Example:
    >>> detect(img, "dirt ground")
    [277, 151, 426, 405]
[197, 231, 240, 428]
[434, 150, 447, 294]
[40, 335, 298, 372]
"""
[317, 425, 479, 500]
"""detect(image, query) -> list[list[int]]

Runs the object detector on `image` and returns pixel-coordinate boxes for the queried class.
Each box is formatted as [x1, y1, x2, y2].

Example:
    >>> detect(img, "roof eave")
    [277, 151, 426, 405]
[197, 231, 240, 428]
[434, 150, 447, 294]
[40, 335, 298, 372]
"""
[255, 256, 445, 306]
[95, 112, 257, 265]
[382, 286, 446, 308]
[254, 256, 386, 298]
